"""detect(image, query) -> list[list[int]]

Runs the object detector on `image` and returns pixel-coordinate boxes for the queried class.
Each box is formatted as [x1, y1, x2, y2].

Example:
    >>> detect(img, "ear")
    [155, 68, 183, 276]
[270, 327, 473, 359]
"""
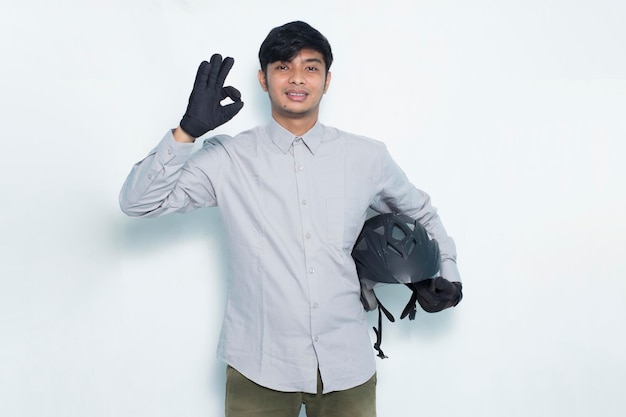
[258, 69, 268, 92]
[323, 71, 332, 94]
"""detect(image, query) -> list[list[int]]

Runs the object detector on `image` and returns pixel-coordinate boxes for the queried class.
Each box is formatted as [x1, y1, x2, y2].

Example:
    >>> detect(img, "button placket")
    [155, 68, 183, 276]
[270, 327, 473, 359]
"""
[293, 138, 312, 260]
[293, 136, 322, 346]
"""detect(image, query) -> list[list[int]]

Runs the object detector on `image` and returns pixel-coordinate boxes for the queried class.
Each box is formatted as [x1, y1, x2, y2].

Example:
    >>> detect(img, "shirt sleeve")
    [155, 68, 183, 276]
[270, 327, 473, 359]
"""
[119, 130, 224, 217]
[371, 146, 462, 283]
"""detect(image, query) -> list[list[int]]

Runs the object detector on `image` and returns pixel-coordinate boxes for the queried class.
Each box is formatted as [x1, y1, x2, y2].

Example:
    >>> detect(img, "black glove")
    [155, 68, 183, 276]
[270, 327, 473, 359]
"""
[413, 277, 462, 313]
[179, 54, 244, 138]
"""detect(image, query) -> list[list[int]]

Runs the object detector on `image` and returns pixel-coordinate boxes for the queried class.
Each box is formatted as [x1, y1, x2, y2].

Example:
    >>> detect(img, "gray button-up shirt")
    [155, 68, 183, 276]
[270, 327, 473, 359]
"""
[119, 119, 460, 393]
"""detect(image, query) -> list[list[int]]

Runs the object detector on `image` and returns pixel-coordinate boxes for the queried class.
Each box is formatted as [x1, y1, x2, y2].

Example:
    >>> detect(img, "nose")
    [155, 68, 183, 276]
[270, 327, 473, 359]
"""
[289, 68, 305, 85]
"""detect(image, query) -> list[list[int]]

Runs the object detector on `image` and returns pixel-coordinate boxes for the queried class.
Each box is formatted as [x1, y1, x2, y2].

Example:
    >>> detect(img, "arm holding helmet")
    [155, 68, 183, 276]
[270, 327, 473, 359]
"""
[371, 146, 462, 313]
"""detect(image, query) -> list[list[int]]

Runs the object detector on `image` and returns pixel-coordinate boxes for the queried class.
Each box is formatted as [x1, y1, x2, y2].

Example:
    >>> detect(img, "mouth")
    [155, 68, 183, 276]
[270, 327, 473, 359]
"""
[286, 91, 308, 102]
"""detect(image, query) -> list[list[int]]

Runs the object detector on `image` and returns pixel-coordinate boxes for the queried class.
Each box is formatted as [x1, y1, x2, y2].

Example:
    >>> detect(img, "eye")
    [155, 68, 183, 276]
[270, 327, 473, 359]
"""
[306, 66, 319, 72]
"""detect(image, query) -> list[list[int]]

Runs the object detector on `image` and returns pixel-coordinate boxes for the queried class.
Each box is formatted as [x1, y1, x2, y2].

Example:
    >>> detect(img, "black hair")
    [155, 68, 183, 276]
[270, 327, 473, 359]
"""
[258, 21, 333, 73]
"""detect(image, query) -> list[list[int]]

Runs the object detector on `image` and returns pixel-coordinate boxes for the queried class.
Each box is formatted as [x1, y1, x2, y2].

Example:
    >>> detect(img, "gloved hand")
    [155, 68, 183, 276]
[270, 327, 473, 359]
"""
[413, 276, 462, 313]
[179, 54, 244, 138]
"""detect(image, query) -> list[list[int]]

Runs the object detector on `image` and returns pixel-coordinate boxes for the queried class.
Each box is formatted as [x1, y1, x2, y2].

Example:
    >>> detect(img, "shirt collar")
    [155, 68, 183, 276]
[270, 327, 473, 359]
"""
[267, 118, 324, 155]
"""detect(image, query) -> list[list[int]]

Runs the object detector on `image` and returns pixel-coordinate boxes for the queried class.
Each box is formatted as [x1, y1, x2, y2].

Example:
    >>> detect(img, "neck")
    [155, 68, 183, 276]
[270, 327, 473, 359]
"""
[271, 113, 318, 137]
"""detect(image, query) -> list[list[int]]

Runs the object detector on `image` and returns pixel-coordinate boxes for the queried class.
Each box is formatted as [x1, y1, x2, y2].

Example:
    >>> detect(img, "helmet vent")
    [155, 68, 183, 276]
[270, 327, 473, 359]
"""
[386, 243, 402, 257]
[391, 225, 406, 241]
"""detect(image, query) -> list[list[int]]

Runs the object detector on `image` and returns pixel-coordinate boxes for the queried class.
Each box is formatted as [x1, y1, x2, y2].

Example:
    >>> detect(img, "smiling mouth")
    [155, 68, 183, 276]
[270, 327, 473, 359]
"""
[286, 91, 308, 101]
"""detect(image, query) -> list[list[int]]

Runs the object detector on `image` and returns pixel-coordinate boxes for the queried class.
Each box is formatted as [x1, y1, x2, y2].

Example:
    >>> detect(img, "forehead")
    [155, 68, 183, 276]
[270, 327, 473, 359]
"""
[278, 48, 325, 64]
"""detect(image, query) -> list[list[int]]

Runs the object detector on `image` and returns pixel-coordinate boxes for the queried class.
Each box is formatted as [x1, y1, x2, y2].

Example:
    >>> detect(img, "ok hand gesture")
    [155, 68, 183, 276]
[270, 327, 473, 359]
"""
[179, 54, 244, 138]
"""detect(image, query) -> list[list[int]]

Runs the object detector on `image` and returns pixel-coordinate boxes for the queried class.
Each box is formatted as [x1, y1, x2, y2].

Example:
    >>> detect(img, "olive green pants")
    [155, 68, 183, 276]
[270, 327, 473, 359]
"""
[225, 366, 377, 417]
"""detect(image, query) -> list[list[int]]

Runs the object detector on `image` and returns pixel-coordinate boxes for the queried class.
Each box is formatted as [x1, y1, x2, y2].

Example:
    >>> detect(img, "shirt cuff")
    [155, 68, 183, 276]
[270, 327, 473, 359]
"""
[440, 258, 462, 283]
[153, 129, 195, 166]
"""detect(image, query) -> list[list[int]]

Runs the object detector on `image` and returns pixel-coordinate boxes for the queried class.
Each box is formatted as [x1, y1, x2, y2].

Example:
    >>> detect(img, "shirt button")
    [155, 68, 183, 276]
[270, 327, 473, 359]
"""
[309, 268, 316, 274]
[147, 173, 153, 180]
[314, 336, 319, 342]
[298, 165, 305, 171]
[312, 302, 319, 309]
[302, 199, 307, 205]
[305, 233, 311, 239]
[167, 148, 173, 155]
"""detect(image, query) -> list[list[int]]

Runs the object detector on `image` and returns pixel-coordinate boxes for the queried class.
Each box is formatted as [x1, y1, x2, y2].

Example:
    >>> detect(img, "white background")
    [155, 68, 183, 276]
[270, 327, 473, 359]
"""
[1, 0, 625, 416]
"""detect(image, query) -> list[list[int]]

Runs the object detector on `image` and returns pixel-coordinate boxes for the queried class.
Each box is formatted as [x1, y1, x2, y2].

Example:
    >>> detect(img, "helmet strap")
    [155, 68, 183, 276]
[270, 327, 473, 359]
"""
[400, 286, 419, 320]
[372, 299, 395, 359]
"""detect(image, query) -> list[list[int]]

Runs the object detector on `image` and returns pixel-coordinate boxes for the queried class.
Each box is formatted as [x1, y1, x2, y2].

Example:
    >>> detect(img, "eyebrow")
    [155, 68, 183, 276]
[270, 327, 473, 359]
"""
[280, 57, 324, 65]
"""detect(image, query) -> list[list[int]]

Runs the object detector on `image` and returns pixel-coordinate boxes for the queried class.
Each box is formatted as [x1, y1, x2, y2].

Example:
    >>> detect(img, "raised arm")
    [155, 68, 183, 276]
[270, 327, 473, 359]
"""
[119, 54, 243, 216]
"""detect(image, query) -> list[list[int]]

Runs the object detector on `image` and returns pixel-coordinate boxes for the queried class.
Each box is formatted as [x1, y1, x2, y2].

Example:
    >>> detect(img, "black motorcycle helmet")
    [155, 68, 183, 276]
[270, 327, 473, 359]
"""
[352, 213, 440, 288]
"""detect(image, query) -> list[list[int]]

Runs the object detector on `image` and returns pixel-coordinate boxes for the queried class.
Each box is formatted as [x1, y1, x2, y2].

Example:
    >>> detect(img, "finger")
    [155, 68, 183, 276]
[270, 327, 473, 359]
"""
[207, 53, 223, 89]
[416, 287, 441, 309]
[416, 280, 440, 303]
[222, 86, 242, 102]
[192, 60, 210, 90]
[220, 100, 244, 122]
[216, 56, 235, 88]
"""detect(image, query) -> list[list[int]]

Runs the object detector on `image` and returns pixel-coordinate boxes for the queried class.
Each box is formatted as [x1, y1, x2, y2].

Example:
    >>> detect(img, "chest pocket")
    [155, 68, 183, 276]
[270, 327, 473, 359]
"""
[322, 161, 373, 249]
[326, 197, 368, 249]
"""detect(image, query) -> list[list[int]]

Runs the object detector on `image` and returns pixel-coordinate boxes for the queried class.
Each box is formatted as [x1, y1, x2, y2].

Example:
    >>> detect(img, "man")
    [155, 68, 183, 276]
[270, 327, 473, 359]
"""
[120, 21, 461, 417]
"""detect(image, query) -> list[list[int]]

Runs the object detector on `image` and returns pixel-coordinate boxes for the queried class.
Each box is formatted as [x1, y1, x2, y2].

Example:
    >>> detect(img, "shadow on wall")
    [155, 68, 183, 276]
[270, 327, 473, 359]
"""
[115, 206, 230, 399]
[117, 208, 227, 252]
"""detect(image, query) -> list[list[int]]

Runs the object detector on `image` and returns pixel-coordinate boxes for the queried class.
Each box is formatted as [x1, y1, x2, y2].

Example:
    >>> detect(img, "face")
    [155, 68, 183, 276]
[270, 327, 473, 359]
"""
[258, 49, 332, 126]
